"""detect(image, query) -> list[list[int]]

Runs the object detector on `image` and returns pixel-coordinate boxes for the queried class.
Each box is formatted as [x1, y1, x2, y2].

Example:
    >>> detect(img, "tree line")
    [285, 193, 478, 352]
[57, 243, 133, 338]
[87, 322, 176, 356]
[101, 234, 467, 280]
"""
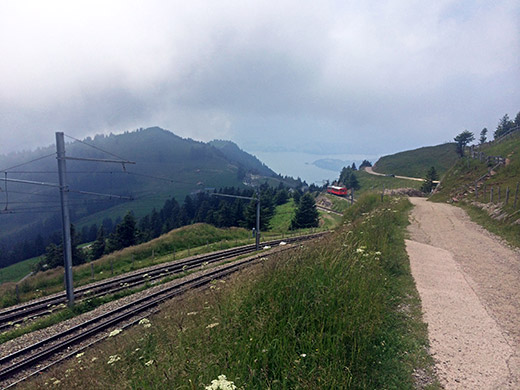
[454, 109, 520, 157]
[38, 182, 321, 271]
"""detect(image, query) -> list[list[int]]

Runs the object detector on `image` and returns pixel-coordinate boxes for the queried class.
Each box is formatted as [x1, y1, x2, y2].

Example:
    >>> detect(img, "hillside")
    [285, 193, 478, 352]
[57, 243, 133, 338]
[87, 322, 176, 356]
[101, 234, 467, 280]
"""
[0, 128, 277, 265]
[430, 131, 520, 247]
[373, 143, 458, 178]
[208, 140, 274, 177]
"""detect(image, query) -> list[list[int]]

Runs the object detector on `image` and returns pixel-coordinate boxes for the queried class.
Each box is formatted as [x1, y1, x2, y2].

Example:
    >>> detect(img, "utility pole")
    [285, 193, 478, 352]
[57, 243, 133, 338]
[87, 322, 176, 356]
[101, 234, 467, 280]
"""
[2, 133, 134, 307]
[256, 191, 260, 250]
[56, 132, 75, 307]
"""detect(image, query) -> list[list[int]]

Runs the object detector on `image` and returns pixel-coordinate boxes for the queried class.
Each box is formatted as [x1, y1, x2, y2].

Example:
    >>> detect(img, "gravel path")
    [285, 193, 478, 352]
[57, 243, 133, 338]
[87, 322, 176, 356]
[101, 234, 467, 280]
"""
[406, 197, 520, 389]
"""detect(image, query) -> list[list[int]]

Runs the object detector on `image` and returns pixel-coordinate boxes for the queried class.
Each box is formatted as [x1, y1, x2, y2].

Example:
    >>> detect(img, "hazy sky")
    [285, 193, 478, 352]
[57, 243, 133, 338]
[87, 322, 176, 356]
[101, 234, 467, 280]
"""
[1, 0, 519, 156]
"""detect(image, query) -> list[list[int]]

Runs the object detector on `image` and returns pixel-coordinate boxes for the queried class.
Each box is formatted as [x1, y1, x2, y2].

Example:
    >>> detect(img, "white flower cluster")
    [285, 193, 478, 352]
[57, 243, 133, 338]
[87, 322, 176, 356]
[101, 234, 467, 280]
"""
[108, 328, 122, 337]
[139, 318, 152, 328]
[205, 375, 237, 390]
[107, 354, 121, 365]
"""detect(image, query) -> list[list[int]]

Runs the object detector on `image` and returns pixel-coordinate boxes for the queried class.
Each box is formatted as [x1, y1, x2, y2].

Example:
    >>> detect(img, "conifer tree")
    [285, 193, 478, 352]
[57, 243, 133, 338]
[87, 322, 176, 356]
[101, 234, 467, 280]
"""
[290, 193, 319, 229]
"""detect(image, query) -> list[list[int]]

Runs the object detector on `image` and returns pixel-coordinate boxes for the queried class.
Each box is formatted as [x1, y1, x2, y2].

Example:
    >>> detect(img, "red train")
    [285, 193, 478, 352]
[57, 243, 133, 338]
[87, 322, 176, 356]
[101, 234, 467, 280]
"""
[327, 185, 348, 196]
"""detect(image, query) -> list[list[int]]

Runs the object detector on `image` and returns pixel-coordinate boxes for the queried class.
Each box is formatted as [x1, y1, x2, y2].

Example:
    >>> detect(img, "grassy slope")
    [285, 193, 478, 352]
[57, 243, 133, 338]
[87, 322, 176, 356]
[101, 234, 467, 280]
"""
[357, 170, 422, 196]
[23, 194, 439, 390]
[373, 143, 458, 178]
[0, 224, 252, 308]
[430, 133, 520, 248]
[0, 256, 40, 284]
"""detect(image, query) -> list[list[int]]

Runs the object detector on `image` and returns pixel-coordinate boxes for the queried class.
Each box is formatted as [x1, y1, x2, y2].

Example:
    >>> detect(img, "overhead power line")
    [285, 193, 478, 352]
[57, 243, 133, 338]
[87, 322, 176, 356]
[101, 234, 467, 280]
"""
[0, 153, 55, 173]
[64, 133, 131, 162]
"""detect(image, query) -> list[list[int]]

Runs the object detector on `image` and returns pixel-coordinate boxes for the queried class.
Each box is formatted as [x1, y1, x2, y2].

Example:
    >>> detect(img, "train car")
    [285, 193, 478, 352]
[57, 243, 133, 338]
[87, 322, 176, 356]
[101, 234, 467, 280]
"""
[327, 185, 348, 196]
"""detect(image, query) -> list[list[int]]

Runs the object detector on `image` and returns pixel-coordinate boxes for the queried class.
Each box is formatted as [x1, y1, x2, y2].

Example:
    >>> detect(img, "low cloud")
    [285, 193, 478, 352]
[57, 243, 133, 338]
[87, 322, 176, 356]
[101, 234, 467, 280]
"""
[0, 0, 518, 155]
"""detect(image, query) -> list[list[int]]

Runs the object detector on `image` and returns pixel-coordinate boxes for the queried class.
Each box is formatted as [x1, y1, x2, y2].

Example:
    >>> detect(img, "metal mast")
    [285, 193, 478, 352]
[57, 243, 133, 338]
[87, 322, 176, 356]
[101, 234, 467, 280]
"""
[56, 132, 74, 306]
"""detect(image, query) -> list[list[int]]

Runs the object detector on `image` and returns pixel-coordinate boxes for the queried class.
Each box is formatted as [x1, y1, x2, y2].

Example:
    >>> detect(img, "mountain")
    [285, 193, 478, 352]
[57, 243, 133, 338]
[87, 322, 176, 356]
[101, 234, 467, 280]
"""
[373, 143, 458, 178]
[0, 127, 278, 266]
[208, 140, 275, 177]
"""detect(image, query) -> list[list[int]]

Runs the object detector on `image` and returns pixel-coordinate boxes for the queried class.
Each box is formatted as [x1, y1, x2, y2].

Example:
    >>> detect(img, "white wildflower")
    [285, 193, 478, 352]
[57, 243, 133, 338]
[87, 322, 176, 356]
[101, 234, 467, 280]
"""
[279, 241, 287, 246]
[139, 318, 151, 328]
[263, 245, 271, 250]
[356, 248, 364, 254]
[144, 359, 154, 366]
[187, 311, 198, 316]
[300, 353, 307, 358]
[206, 322, 219, 329]
[75, 352, 85, 358]
[91, 357, 97, 362]
[107, 354, 121, 365]
[205, 374, 237, 390]
[53, 379, 61, 385]
[375, 251, 382, 256]
[108, 328, 122, 337]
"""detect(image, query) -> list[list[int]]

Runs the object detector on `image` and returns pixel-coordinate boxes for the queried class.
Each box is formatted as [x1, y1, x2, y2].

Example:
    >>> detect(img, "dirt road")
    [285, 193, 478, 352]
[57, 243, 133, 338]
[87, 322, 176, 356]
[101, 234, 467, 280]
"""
[406, 197, 520, 389]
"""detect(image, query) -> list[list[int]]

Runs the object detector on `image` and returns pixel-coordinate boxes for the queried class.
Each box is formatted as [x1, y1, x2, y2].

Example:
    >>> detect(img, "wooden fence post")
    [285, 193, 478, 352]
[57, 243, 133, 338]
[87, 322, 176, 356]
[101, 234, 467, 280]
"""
[498, 187, 501, 203]
[475, 184, 478, 199]
[514, 183, 519, 209]
[490, 187, 494, 203]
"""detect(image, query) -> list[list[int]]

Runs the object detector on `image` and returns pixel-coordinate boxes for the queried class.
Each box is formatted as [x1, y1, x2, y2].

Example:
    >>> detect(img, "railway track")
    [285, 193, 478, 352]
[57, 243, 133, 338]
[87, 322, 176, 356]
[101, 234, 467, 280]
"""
[0, 233, 326, 332]
[0, 232, 327, 388]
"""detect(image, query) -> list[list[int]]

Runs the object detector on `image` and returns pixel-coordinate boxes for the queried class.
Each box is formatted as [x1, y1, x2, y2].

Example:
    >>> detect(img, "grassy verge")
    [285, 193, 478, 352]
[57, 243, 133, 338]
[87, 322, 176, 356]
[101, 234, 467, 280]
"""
[460, 203, 520, 249]
[24, 194, 439, 390]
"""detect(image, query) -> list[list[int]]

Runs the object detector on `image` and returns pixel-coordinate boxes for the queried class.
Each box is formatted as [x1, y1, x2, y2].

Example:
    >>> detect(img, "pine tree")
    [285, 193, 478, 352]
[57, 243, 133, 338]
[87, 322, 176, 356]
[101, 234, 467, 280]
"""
[290, 193, 319, 229]
[479, 128, 488, 144]
[90, 226, 106, 260]
[114, 212, 137, 249]
[420, 167, 439, 194]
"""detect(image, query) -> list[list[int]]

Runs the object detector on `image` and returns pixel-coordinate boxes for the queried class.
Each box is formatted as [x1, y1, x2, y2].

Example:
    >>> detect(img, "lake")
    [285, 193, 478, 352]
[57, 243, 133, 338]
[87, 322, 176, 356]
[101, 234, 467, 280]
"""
[251, 151, 380, 185]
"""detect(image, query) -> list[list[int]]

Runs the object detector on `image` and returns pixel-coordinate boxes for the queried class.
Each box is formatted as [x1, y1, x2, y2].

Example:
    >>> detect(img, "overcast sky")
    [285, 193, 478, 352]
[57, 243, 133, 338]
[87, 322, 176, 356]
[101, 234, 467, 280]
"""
[1, 0, 519, 157]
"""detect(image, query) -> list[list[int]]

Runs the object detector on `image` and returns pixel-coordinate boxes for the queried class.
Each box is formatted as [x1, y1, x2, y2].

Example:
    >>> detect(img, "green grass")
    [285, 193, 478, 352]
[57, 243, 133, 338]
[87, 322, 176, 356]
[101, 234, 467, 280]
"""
[357, 170, 422, 197]
[0, 224, 253, 309]
[0, 256, 41, 284]
[324, 193, 351, 213]
[374, 143, 458, 178]
[24, 194, 439, 390]
[269, 200, 297, 232]
[318, 210, 343, 230]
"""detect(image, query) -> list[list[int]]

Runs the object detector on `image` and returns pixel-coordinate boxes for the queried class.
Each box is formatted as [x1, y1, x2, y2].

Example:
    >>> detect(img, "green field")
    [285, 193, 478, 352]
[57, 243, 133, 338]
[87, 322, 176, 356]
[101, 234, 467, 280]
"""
[373, 143, 458, 178]
[0, 256, 40, 284]
[23, 194, 440, 390]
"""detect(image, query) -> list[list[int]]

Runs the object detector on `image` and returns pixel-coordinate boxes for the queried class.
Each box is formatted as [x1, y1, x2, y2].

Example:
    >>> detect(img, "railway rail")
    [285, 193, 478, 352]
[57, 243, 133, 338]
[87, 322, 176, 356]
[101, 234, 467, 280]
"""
[0, 232, 326, 332]
[0, 232, 327, 388]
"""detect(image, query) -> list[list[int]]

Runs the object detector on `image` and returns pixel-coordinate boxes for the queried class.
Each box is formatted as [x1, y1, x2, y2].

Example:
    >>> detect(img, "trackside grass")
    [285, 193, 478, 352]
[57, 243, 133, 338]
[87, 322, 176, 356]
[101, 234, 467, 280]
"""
[23, 194, 439, 390]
